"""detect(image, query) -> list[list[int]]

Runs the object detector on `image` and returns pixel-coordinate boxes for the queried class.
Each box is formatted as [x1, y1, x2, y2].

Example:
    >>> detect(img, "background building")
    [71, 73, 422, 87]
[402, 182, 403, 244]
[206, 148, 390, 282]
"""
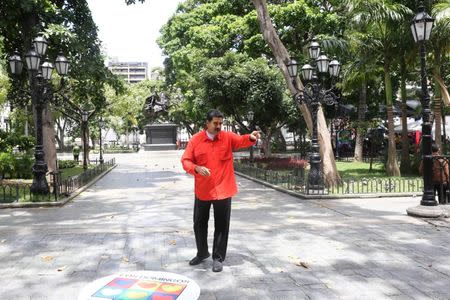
[0, 103, 11, 132]
[108, 58, 148, 84]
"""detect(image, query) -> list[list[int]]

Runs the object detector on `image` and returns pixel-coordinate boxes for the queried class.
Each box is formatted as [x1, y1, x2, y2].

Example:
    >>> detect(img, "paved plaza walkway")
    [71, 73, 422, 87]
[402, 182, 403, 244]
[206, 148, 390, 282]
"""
[0, 151, 449, 299]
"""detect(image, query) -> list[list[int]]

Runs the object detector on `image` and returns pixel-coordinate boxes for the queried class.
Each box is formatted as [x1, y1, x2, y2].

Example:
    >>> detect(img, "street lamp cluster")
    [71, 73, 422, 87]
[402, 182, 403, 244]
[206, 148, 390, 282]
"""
[8, 36, 69, 194]
[285, 38, 341, 193]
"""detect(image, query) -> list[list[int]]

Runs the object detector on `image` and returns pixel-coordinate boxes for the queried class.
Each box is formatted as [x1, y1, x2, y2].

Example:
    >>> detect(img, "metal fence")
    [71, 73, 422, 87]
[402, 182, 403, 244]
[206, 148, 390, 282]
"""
[234, 161, 424, 196]
[234, 163, 307, 193]
[55, 158, 115, 199]
[0, 158, 115, 204]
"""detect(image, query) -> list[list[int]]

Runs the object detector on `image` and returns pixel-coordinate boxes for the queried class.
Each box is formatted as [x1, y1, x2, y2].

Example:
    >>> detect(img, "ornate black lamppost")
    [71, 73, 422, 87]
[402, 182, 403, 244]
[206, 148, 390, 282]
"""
[81, 111, 89, 170]
[8, 36, 69, 194]
[99, 117, 105, 165]
[247, 110, 255, 161]
[286, 38, 341, 193]
[407, 1, 443, 217]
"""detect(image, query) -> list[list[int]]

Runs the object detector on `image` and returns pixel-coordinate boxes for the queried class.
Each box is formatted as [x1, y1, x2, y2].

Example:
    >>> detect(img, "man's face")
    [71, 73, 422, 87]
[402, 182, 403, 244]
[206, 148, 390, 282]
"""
[206, 117, 223, 134]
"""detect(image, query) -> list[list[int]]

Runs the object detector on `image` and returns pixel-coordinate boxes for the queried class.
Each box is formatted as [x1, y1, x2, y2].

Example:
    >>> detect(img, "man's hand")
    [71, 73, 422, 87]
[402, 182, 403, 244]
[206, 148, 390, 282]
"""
[250, 131, 261, 141]
[195, 165, 211, 176]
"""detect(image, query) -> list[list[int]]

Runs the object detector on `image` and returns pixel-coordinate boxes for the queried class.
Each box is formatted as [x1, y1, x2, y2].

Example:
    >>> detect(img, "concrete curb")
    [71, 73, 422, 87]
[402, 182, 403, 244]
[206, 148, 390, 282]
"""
[235, 171, 423, 200]
[0, 164, 117, 209]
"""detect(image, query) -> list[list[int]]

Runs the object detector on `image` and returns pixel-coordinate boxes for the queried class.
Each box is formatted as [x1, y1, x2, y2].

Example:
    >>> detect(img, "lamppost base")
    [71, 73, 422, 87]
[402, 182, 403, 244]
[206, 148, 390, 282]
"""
[406, 205, 444, 218]
[30, 180, 50, 195]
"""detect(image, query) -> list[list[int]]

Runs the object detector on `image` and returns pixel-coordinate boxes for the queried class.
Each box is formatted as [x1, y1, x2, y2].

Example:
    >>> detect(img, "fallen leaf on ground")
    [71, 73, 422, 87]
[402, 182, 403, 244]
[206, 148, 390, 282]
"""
[288, 256, 310, 269]
[57, 266, 67, 272]
[122, 257, 129, 263]
[296, 261, 310, 269]
[41, 255, 54, 262]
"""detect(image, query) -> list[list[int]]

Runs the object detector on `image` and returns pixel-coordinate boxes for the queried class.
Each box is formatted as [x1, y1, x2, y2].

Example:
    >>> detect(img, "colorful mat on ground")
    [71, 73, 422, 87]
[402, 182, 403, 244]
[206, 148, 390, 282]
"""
[91, 276, 187, 300]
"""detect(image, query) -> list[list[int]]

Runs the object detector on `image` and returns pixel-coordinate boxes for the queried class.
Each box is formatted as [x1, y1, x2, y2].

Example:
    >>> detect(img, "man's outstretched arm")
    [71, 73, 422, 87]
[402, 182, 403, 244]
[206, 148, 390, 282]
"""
[230, 131, 261, 151]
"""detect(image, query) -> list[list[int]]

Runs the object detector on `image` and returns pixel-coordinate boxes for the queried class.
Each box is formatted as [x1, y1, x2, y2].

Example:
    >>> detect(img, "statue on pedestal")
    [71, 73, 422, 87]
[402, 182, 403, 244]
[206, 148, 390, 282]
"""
[144, 92, 169, 123]
[142, 92, 178, 151]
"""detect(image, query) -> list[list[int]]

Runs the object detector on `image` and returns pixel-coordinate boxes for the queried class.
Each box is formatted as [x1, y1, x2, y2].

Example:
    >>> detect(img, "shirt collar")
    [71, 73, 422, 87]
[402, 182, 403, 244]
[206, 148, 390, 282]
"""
[203, 130, 222, 141]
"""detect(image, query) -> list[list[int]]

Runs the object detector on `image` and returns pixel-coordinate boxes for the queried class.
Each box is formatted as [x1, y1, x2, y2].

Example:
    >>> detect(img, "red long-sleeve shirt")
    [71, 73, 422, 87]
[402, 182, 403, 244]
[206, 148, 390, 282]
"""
[181, 130, 256, 200]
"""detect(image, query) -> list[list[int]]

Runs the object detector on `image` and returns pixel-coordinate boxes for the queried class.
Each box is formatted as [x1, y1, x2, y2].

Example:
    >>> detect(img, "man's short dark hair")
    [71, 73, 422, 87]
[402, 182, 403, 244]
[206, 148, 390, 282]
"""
[432, 142, 439, 153]
[206, 109, 224, 122]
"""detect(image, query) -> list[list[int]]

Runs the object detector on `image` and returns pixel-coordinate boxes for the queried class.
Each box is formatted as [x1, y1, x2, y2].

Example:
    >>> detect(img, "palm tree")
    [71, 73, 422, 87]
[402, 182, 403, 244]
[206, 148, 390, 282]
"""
[430, 0, 450, 152]
[339, 30, 381, 162]
[343, 0, 412, 176]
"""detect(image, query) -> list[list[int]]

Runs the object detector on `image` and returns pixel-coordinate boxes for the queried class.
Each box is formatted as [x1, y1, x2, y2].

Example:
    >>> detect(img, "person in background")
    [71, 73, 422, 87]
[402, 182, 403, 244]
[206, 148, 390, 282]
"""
[419, 143, 449, 204]
[72, 145, 80, 163]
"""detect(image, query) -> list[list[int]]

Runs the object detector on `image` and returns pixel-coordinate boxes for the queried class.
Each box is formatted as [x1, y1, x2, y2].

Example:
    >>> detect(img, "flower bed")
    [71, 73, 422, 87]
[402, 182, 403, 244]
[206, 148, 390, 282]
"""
[239, 157, 308, 171]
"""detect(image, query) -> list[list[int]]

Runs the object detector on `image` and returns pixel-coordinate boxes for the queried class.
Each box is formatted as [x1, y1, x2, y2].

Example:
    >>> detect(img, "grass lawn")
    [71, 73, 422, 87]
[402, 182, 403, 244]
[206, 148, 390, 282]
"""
[60, 164, 96, 180]
[336, 161, 420, 179]
[336, 161, 385, 178]
[60, 165, 85, 180]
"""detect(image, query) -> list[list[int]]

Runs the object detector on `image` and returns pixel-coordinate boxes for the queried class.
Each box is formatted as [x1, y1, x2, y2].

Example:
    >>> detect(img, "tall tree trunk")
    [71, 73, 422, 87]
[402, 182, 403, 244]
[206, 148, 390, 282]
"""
[432, 68, 450, 153]
[251, 0, 340, 186]
[55, 118, 66, 151]
[354, 79, 367, 161]
[384, 67, 400, 176]
[400, 59, 411, 174]
[43, 104, 57, 172]
[434, 98, 442, 151]
[433, 62, 443, 152]
[274, 127, 286, 152]
[24, 106, 29, 136]
[261, 126, 273, 157]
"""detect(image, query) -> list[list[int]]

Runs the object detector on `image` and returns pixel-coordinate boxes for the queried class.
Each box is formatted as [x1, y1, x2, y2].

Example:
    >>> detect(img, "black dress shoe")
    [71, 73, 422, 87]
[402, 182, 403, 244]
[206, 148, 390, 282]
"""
[189, 253, 210, 265]
[212, 259, 223, 272]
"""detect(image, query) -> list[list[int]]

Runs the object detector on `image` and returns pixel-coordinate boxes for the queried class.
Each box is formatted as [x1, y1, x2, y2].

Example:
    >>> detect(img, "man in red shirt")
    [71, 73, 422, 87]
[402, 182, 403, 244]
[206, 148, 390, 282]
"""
[181, 109, 260, 272]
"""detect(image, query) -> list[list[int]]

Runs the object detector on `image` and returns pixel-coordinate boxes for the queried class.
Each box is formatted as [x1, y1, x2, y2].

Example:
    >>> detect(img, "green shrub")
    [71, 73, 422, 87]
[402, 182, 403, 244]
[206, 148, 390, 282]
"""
[14, 154, 34, 179]
[58, 159, 78, 169]
[0, 131, 35, 153]
[16, 135, 35, 152]
[0, 152, 15, 178]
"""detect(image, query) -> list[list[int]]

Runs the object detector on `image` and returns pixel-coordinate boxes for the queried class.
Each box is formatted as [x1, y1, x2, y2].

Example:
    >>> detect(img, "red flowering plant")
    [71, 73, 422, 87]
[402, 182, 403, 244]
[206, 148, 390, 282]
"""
[238, 157, 308, 171]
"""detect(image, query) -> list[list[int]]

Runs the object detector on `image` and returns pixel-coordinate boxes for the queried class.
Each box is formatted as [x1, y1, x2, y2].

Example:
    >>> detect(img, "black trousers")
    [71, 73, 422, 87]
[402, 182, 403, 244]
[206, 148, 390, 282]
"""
[193, 197, 231, 262]
[434, 184, 448, 204]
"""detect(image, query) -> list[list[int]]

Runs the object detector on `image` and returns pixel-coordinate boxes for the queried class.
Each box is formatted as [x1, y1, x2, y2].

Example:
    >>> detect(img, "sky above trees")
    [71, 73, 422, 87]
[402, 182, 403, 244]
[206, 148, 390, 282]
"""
[87, 0, 182, 67]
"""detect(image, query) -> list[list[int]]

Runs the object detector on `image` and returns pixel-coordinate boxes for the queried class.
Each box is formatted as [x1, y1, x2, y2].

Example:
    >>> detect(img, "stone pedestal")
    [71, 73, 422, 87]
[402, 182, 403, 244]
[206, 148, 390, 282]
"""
[406, 205, 444, 218]
[143, 123, 178, 151]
